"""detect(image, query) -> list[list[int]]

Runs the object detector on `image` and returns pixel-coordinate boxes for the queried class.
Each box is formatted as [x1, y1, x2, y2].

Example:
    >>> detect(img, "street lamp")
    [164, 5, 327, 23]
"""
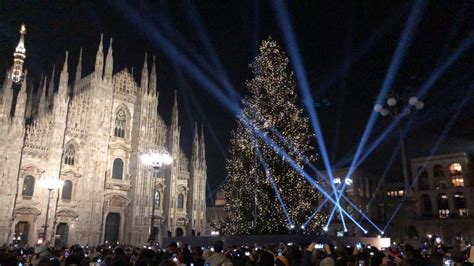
[140, 148, 173, 243]
[373, 91, 424, 194]
[38, 176, 64, 241]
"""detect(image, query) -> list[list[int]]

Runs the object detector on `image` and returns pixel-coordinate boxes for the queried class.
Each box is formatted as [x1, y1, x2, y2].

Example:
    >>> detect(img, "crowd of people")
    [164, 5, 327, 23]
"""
[1, 237, 474, 266]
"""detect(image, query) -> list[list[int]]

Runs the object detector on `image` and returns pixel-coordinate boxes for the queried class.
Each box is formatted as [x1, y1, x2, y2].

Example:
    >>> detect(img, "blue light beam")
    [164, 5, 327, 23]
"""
[346, 0, 425, 181]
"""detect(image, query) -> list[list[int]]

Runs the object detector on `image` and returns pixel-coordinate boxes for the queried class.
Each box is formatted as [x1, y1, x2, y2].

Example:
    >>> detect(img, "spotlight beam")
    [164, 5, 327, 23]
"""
[253, 140, 294, 227]
[245, 100, 380, 233]
[241, 117, 370, 233]
[416, 32, 474, 98]
[303, 197, 330, 228]
[346, 0, 425, 182]
[324, 184, 349, 231]
[182, 0, 239, 100]
[340, 194, 384, 233]
[173, 64, 228, 158]
[273, 0, 337, 197]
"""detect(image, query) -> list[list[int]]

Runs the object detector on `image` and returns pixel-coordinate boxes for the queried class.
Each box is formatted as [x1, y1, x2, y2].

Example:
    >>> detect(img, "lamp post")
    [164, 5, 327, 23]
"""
[140, 148, 173, 243]
[374, 92, 424, 194]
[38, 176, 64, 241]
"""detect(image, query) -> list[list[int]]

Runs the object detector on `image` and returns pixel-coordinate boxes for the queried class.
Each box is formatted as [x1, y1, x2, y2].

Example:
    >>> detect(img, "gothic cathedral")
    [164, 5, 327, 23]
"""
[0, 25, 207, 246]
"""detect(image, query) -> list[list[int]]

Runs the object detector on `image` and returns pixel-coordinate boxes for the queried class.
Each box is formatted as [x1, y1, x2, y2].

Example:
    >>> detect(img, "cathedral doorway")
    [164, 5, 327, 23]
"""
[104, 213, 121, 244]
[175, 228, 184, 236]
[55, 223, 69, 247]
[14, 221, 29, 245]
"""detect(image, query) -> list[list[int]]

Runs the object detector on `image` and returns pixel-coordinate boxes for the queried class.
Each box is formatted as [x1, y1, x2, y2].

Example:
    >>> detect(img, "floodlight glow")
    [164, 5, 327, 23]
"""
[334, 177, 341, 184]
[140, 150, 173, 168]
[344, 229, 348, 232]
[323, 227, 328, 232]
[300, 225, 305, 230]
[290, 225, 295, 229]
[39, 176, 64, 190]
[344, 178, 353, 186]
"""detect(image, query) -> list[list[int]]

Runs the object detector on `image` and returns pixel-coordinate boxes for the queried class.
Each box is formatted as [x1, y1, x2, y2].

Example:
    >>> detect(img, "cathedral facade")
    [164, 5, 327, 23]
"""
[0, 26, 207, 246]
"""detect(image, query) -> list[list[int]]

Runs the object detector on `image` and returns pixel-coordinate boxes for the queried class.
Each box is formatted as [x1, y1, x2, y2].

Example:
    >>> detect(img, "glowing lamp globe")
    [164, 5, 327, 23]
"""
[39, 176, 64, 190]
[415, 101, 424, 110]
[344, 178, 353, 186]
[387, 97, 397, 107]
[408, 96, 418, 106]
[373, 104, 383, 112]
[141, 149, 173, 168]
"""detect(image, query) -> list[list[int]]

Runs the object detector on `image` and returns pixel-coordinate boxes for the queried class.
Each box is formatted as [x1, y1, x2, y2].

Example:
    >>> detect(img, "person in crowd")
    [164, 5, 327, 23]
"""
[205, 241, 232, 266]
[32, 242, 55, 266]
[451, 239, 467, 265]
[302, 242, 316, 266]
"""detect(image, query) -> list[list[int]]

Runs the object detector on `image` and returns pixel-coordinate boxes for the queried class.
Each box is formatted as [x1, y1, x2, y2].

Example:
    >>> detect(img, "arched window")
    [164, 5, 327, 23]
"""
[449, 163, 464, 188]
[420, 194, 432, 216]
[177, 193, 184, 209]
[22, 176, 35, 197]
[417, 167, 429, 190]
[112, 158, 124, 179]
[114, 109, 127, 138]
[433, 164, 445, 189]
[453, 192, 468, 217]
[154, 191, 160, 209]
[61, 180, 73, 200]
[436, 193, 450, 219]
[64, 144, 76, 165]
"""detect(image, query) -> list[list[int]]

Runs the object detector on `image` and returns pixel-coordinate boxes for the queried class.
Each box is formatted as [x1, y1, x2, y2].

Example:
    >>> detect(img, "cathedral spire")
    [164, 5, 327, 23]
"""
[58, 51, 69, 97]
[149, 55, 157, 96]
[1, 69, 13, 118]
[14, 70, 28, 118]
[140, 52, 148, 92]
[171, 90, 179, 128]
[192, 122, 199, 161]
[12, 24, 26, 84]
[200, 124, 206, 164]
[94, 34, 104, 79]
[25, 80, 34, 119]
[47, 65, 56, 109]
[75, 48, 82, 84]
[104, 38, 113, 82]
[38, 75, 48, 116]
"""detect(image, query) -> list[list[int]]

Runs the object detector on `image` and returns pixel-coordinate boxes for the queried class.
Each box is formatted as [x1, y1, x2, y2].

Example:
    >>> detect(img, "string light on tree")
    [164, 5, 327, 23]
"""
[221, 38, 327, 235]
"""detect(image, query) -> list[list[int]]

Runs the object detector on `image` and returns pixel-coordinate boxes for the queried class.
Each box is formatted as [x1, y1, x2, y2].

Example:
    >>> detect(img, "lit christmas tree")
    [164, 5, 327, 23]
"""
[222, 38, 326, 235]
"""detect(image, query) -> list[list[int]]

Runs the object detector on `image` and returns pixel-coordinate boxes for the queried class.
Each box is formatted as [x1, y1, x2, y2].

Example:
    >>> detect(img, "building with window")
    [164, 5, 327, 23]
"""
[0, 28, 207, 246]
[409, 152, 473, 241]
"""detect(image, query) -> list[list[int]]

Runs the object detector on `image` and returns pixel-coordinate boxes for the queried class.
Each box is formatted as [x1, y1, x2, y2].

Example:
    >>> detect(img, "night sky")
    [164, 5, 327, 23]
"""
[1, 1, 474, 196]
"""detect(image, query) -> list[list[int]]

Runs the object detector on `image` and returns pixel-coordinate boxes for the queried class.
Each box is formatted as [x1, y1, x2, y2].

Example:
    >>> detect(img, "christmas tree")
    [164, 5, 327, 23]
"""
[222, 38, 326, 235]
